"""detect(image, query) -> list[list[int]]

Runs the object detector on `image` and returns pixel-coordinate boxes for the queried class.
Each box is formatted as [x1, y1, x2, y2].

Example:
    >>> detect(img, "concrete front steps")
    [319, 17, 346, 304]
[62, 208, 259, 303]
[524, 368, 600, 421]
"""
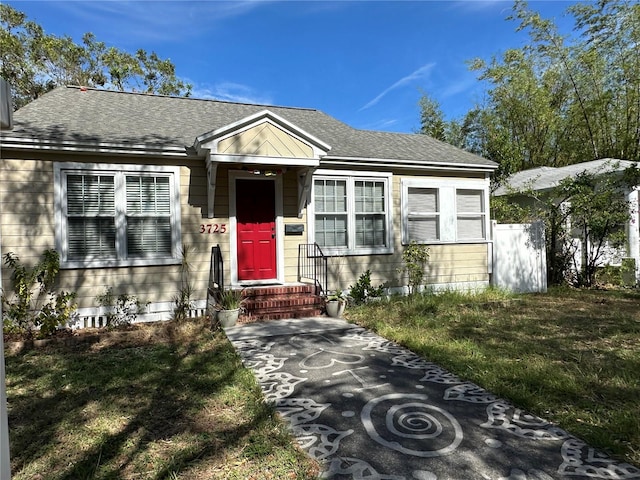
[239, 284, 325, 323]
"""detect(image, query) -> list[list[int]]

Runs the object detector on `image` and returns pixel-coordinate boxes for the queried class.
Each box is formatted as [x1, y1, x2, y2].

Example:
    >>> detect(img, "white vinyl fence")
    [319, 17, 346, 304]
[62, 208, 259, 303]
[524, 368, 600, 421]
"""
[491, 221, 547, 293]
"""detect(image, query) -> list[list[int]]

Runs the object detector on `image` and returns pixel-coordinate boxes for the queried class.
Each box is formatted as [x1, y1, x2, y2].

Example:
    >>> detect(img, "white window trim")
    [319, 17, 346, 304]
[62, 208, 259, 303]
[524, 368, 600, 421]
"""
[308, 170, 393, 256]
[401, 177, 490, 245]
[54, 162, 182, 269]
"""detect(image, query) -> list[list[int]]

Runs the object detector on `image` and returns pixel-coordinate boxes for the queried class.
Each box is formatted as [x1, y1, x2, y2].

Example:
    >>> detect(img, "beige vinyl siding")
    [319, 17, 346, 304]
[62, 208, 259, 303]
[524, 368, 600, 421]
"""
[0, 154, 218, 310]
[1, 152, 490, 313]
[218, 122, 313, 158]
[283, 170, 308, 280]
[321, 171, 490, 292]
[324, 244, 489, 292]
[0, 159, 56, 263]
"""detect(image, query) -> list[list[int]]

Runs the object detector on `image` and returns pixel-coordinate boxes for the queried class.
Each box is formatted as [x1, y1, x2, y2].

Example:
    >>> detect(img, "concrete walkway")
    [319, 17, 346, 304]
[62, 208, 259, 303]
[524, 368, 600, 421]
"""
[225, 318, 640, 480]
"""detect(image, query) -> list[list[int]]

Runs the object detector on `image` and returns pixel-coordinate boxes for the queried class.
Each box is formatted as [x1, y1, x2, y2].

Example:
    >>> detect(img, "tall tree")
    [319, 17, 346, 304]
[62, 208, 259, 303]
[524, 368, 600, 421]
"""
[0, 4, 192, 109]
[417, 92, 470, 150]
[427, 1, 640, 179]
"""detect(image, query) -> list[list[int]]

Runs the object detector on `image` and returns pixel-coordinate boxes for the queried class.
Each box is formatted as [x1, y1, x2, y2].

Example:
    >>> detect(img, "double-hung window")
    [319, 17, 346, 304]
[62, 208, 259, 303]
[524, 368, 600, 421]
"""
[55, 163, 181, 268]
[402, 178, 488, 244]
[312, 172, 392, 255]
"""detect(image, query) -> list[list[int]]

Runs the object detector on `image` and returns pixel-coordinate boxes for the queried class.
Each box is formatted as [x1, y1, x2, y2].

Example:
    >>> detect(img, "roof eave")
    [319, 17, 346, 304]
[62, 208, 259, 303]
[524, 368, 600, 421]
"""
[321, 155, 498, 172]
[0, 136, 191, 158]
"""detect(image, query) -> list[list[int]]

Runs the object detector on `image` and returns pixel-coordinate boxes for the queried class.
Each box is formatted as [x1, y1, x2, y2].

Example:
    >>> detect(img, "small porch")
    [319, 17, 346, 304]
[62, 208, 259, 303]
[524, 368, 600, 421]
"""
[207, 243, 329, 323]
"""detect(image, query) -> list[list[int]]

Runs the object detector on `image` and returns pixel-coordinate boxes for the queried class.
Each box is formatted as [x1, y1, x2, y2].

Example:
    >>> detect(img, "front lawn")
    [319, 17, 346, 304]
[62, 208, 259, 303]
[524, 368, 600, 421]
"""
[347, 287, 640, 467]
[5, 287, 639, 476]
[5, 319, 319, 479]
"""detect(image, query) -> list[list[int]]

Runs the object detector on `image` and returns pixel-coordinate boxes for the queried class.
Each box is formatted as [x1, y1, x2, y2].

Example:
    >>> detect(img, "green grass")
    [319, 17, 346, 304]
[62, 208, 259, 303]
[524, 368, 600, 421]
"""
[6, 288, 639, 476]
[5, 318, 319, 479]
[347, 286, 640, 467]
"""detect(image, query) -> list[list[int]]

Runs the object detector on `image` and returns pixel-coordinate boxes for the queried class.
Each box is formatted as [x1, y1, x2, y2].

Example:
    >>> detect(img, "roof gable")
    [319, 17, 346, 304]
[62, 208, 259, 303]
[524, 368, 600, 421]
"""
[195, 109, 330, 159]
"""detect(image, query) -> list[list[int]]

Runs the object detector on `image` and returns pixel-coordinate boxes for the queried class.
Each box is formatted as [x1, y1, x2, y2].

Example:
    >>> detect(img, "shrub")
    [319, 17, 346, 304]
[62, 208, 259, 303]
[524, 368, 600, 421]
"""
[2, 249, 77, 337]
[349, 270, 386, 304]
[400, 242, 430, 295]
[96, 286, 146, 328]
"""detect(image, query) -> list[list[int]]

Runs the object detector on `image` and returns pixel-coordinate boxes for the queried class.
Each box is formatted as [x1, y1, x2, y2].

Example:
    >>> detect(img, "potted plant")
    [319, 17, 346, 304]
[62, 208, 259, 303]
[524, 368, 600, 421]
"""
[325, 289, 347, 318]
[216, 288, 244, 327]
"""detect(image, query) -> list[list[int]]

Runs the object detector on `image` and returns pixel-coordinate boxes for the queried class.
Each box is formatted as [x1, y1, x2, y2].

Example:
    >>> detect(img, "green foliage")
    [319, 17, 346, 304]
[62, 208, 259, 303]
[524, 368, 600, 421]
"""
[417, 92, 475, 150]
[490, 195, 533, 223]
[425, 1, 640, 176]
[349, 270, 386, 305]
[172, 244, 194, 321]
[95, 286, 146, 328]
[400, 242, 430, 295]
[1, 4, 192, 109]
[1, 249, 77, 337]
[499, 161, 640, 287]
[556, 165, 636, 286]
[325, 289, 347, 303]
[217, 289, 244, 310]
[418, 93, 447, 141]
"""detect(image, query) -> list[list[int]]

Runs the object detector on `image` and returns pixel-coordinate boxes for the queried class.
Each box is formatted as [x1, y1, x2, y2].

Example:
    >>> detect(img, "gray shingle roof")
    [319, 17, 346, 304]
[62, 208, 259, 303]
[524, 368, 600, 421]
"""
[494, 159, 638, 195]
[2, 86, 497, 168]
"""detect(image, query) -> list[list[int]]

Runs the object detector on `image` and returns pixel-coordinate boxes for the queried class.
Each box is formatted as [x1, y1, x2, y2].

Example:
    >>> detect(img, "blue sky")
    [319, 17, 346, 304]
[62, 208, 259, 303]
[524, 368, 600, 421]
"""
[9, 0, 575, 133]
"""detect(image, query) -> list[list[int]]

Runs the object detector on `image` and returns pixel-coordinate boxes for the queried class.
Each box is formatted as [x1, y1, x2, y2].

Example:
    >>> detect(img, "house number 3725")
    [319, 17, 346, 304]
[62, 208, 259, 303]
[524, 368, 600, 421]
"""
[200, 224, 227, 234]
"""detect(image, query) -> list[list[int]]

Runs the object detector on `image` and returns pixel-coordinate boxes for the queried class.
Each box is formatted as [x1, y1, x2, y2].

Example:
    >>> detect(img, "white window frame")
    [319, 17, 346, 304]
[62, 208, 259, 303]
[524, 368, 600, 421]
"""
[309, 170, 393, 256]
[54, 162, 182, 269]
[401, 177, 489, 245]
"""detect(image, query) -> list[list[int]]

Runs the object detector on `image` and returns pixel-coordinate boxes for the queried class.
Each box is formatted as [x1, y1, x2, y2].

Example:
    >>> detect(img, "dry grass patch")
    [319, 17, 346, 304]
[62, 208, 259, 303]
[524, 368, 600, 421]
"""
[5, 318, 319, 479]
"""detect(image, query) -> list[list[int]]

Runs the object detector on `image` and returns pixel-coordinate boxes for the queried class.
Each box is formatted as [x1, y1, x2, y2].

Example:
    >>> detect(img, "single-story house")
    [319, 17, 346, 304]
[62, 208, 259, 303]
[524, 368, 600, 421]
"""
[494, 159, 640, 284]
[0, 86, 498, 325]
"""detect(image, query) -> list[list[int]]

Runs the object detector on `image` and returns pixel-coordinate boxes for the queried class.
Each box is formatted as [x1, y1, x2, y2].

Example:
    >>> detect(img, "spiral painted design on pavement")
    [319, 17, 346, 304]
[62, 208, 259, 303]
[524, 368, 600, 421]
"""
[361, 393, 463, 458]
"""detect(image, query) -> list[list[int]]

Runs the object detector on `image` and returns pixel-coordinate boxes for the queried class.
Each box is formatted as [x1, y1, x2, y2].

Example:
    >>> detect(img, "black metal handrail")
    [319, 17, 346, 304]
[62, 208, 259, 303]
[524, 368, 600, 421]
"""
[209, 244, 224, 301]
[298, 243, 328, 295]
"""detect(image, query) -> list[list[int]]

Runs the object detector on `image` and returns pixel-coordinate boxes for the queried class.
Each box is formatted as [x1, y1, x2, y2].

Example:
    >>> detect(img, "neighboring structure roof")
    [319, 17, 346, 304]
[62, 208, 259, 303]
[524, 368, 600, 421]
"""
[494, 159, 639, 195]
[0, 86, 497, 170]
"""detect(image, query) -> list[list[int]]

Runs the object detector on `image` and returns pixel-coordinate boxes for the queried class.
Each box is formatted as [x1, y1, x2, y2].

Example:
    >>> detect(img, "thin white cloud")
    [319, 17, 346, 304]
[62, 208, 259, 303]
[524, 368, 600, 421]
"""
[360, 63, 435, 111]
[191, 82, 273, 105]
[449, 0, 511, 13]
[438, 75, 477, 99]
[51, 1, 270, 44]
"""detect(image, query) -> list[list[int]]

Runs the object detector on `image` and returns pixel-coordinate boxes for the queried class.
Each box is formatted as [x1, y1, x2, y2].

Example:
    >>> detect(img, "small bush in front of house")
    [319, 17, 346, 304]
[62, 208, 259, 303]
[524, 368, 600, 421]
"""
[172, 244, 194, 321]
[96, 286, 147, 328]
[399, 241, 430, 295]
[1, 249, 77, 338]
[349, 270, 387, 304]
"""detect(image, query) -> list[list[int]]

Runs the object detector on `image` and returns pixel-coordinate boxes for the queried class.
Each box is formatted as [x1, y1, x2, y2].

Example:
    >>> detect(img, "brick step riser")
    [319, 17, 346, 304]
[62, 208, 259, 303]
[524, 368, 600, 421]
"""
[240, 308, 324, 322]
[241, 285, 317, 298]
[242, 292, 324, 301]
[236, 285, 325, 323]
[244, 298, 324, 309]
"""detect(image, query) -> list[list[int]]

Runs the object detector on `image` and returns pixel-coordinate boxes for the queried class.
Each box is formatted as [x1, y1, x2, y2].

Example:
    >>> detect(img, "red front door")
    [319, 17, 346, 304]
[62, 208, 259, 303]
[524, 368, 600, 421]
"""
[236, 179, 277, 281]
